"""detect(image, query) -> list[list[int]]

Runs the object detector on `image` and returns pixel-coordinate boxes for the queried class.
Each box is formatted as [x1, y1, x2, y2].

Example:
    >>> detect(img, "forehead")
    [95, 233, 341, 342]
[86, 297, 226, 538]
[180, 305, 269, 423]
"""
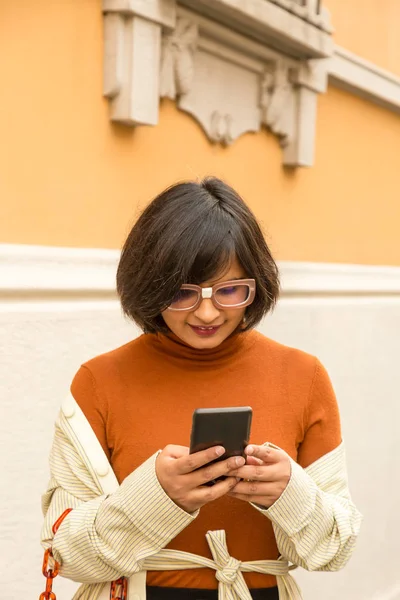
[203, 255, 247, 286]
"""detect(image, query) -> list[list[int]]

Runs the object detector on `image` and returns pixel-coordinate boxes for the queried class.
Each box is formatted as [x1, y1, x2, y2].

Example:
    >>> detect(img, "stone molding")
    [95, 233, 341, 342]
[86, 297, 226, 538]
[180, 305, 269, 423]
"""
[0, 244, 117, 298]
[329, 46, 400, 115]
[3, 244, 400, 302]
[103, 0, 331, 167]
[267, 0, 332, 33]
[178, 0, 333, 57]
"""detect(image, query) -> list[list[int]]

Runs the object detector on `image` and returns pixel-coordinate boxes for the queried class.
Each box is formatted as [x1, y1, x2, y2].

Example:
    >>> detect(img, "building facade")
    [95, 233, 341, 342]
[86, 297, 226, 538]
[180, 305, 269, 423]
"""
[1, 1, 400, 599]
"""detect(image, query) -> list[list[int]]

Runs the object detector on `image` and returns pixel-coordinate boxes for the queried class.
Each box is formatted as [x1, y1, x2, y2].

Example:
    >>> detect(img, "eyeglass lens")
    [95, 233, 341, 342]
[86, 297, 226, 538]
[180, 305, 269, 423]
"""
[169, 284, 250, 309]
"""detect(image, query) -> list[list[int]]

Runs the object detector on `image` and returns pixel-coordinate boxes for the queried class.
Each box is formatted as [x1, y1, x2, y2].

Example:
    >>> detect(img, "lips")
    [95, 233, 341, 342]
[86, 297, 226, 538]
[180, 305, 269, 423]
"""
[188, 324, 222, 337]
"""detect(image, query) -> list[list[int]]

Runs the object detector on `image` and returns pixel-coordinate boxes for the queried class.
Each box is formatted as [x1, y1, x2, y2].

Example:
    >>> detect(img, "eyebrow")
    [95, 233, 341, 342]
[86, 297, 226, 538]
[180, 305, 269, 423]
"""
[204, 276, 246, 286]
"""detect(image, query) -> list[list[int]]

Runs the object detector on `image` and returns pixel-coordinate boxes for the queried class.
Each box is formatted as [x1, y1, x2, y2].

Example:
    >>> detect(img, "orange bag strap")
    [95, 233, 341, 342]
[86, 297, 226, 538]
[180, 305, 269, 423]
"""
[39, 509, 72, 600]
[38, 508, 127, 599]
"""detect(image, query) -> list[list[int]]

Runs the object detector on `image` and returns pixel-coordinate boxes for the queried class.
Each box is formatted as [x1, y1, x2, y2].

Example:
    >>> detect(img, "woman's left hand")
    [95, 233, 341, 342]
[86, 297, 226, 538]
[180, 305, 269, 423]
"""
[228, 444, 291, 508]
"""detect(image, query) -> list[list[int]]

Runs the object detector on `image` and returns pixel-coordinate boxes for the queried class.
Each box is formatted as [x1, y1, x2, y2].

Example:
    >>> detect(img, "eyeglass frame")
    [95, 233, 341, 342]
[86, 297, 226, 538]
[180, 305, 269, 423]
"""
[165, 278, 256, 312]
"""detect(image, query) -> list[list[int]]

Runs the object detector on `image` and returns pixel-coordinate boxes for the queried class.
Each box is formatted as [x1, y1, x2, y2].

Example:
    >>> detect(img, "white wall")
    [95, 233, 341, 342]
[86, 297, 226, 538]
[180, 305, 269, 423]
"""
[1, 245, 399, 600]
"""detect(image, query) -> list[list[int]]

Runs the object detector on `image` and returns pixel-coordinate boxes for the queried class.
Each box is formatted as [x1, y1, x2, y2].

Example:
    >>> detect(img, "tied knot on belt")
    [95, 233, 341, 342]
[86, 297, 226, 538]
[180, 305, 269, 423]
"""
[215, 556, 242, 586]
[206, 530, 252, 598]
[142, 528, 303, 600]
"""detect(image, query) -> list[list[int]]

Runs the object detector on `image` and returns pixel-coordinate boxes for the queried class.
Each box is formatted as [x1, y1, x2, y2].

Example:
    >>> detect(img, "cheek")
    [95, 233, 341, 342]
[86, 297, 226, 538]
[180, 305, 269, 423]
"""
[225, 308, 246, 326]
[161, 310, 186, 331]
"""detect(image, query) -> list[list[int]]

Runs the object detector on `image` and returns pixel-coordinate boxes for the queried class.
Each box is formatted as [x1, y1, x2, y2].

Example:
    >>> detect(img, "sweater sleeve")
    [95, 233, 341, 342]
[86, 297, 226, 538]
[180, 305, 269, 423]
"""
[252, 359, 362, 571]
[41, 368, 197, 584]
[70, 365, 110, 460]
[297, 359, 342, 468]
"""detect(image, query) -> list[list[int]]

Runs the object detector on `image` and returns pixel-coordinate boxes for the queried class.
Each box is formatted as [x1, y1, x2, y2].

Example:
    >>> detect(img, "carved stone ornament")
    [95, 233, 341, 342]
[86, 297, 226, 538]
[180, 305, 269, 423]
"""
[261, 61, 295, 144]
[159, 18, 198, 99]
[102, 0, 332, 167]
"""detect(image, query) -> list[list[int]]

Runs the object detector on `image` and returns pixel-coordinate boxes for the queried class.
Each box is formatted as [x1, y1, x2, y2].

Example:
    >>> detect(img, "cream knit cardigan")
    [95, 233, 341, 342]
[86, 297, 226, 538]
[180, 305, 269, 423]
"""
[41, 394, 362, 600]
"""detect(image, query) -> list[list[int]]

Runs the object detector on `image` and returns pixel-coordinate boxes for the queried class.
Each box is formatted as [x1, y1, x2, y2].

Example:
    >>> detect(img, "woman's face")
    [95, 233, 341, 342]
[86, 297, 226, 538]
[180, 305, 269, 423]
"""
[161, 256, 248, 349]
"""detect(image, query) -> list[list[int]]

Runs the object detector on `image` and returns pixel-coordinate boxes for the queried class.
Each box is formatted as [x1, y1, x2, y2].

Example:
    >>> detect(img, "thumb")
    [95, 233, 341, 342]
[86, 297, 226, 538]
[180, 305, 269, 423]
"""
[163, 444, 189, 459]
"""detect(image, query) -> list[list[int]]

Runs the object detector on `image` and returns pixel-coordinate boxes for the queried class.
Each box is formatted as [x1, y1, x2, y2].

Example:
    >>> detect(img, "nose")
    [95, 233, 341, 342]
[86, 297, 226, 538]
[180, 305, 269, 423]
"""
[193, 298, 221, 323]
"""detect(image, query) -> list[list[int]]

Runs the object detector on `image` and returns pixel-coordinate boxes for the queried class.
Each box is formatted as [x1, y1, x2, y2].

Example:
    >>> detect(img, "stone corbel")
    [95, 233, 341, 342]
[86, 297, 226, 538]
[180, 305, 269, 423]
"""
[261, 58, 328, 166]
[103, 0, 176, 125]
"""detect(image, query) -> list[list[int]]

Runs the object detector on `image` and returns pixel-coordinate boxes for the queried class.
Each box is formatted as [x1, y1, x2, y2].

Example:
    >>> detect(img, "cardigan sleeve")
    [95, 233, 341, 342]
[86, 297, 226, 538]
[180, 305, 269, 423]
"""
[252, 359, 362, 571]
[259, 442, 362, 571]
[41, 408, 197, 584]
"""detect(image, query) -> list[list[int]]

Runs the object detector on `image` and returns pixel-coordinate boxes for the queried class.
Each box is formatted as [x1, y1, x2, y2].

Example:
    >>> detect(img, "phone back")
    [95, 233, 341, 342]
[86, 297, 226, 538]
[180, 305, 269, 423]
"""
[190, 406, 252, 458]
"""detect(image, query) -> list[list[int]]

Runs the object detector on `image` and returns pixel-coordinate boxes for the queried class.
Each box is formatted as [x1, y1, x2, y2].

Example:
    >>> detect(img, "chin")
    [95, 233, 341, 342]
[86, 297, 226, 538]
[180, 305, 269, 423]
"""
[185, 328, 232, 349]
[189, 337, 223, 349]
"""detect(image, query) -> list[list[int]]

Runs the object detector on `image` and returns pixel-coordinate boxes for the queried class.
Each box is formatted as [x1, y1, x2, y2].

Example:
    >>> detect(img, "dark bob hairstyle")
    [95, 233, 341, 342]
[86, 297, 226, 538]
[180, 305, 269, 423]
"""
[116, 177, 280, 333]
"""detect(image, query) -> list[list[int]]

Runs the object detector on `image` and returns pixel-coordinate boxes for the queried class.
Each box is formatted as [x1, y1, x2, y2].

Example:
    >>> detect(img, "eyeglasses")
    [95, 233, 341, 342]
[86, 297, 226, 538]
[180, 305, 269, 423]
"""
[166, 279, 256, 312]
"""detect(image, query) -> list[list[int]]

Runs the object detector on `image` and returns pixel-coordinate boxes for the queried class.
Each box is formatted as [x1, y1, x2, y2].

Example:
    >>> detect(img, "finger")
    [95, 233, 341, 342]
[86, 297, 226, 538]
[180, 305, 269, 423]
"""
[229, 479, 276, 496]
[245, 456, 263, 466]
[194, 455, 245, 486]
[228, 491, 269, 507]
[192, 476, 238, 506]
[228, 464, 280, 481]
[176, 445, 225, 474]
[245, 444, 280, 464]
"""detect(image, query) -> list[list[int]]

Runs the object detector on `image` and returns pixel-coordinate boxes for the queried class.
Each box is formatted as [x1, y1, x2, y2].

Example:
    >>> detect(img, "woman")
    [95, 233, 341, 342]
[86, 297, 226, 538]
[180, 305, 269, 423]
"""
[41, 177, 362, 600]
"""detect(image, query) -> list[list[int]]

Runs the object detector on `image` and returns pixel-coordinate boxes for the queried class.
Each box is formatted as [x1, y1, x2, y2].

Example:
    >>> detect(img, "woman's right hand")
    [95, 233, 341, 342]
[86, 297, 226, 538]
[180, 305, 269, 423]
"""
[155, 445, 244, 513]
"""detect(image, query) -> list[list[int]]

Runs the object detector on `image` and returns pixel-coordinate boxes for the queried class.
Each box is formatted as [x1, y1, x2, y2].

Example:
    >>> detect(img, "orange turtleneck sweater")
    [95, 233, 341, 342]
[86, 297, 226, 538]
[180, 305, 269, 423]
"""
[71, 329, 341, 589]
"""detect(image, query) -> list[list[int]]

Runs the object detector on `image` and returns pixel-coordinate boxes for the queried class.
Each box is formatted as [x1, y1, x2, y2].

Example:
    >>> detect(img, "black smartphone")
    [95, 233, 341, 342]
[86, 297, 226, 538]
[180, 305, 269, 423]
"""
[189, 407, 252, 476]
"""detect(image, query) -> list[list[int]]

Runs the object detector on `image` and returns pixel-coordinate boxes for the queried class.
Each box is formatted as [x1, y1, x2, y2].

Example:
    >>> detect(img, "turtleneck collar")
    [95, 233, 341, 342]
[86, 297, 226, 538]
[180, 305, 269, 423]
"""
[144, 329, 255, 367]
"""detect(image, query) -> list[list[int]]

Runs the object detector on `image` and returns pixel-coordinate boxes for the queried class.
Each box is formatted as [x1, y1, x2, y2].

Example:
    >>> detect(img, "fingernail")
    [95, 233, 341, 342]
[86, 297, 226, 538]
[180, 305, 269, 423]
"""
[246, 445, 254, 455]
[236, 477, 241, 483]
[216, 446, 225, 456]
[235, 456, 245, 466]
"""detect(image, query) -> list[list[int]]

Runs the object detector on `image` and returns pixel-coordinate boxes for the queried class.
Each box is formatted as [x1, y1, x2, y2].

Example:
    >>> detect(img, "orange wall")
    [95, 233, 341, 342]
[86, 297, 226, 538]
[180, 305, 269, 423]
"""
[325, 0, 400, 76]
[1, 0, 400, 265]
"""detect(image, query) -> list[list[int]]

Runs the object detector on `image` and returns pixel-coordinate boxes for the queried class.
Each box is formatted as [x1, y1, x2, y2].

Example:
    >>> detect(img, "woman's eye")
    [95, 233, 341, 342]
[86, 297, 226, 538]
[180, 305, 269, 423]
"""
[218, 286, 238, 295]
[170, 288, 199, 307]
[173, 289, 194, 301]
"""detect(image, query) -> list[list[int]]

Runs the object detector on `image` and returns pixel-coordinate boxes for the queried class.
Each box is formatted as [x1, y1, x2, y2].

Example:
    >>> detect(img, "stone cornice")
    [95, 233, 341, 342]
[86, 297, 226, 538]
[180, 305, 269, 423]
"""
[178, 0, 333, 58]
